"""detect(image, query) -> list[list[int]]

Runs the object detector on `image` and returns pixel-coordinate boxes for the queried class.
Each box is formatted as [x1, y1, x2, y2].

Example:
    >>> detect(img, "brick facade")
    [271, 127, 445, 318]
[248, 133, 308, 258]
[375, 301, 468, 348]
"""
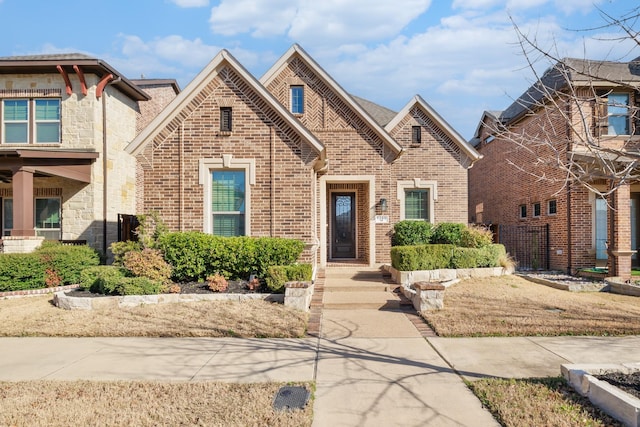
[469, 71, 639, 278]
[130, 45, 479, 268]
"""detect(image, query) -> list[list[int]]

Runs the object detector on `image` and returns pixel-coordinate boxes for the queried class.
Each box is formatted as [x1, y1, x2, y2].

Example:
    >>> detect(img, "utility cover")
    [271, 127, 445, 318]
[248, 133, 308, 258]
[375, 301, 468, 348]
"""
[273, 386, 310, 411]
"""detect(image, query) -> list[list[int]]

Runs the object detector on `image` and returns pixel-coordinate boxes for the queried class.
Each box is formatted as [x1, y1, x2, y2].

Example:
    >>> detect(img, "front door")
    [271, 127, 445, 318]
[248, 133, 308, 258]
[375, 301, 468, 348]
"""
[331, 193, 356, 258]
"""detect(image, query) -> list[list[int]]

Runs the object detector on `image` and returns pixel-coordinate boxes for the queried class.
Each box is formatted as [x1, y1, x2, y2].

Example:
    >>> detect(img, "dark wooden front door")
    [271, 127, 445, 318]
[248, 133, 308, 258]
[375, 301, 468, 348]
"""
[331, 193, 356, 258]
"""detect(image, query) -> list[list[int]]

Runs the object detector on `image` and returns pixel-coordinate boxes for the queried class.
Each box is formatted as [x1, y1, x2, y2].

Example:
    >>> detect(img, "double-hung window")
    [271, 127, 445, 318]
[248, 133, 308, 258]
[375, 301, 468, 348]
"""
[405, 189, 429, 221]
[211, 170, 245, 236]
[2, 98, 61, 144]
[607, 93, 630, 136]
[290, 85, 304, 114]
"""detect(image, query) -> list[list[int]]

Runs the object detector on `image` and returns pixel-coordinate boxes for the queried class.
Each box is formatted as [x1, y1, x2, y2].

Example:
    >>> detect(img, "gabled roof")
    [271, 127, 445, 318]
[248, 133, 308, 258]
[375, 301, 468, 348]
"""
[0, 53, 150, 101]
[260, 44, 404, 158]
[126, 49, 326, 158]
[386, 95, 482, 163]
[470, 110, 502, 146]
[501, 58, 640, 127]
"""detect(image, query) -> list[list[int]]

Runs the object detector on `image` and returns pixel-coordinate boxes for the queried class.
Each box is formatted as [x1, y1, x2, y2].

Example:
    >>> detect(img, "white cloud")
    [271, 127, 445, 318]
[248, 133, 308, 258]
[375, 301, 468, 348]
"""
[209, 0, 432, 44]
[169, 0, 209, 7]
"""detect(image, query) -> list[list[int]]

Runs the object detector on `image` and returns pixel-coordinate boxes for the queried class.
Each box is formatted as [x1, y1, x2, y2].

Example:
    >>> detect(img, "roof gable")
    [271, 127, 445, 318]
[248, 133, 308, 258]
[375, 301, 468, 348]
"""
[260, 44, 403, 158]
[386, 95, 481, 163]
[127, 49, 325, 157]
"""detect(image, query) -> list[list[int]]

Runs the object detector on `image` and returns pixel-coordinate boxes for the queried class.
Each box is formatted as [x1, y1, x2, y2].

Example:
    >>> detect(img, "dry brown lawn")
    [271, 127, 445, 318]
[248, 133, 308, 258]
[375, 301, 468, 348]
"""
[0, 380, 313, 427]
[0, 296, 307, 338]
[469, 377, 621, 427]
[424, 275, 640, 337]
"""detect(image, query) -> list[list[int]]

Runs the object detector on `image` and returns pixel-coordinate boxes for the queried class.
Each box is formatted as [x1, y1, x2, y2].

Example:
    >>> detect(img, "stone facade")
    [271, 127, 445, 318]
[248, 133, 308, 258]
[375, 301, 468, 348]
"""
[0, 55, 148, 255]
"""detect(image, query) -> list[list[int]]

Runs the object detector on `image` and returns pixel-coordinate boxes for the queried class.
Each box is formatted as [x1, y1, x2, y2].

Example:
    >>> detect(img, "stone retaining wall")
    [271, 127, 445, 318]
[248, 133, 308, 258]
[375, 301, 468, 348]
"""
[386, 265, 509, 287]
[284, 281, 314, 312]
[54, 291, 284, 310]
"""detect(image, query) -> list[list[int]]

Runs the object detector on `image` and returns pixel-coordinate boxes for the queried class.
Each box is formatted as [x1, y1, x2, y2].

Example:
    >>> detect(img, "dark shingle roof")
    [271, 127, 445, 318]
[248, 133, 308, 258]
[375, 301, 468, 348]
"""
[0, 53, 149, 101]
[351, 95, 397, 127]
[501, 58, 640, 125]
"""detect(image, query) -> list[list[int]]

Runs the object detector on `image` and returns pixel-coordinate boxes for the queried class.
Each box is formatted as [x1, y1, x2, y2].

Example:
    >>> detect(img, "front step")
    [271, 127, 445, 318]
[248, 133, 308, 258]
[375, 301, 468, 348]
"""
[323, 291, 402, 310]
[324, 284, 389, 292]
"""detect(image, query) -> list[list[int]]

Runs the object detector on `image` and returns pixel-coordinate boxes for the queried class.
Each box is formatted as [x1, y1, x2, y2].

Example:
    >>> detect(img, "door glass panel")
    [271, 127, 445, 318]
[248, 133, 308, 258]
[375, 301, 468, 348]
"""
[332, 194, 355, 258]
[595, 198, 608, 261]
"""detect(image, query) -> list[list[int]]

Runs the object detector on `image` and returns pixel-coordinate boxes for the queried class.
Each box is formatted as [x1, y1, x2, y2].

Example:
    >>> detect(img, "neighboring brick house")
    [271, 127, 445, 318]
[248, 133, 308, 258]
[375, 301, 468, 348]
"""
[469, 58, 640, 278]
[0, 54, 150, 254]
[128, 44, 480, 271]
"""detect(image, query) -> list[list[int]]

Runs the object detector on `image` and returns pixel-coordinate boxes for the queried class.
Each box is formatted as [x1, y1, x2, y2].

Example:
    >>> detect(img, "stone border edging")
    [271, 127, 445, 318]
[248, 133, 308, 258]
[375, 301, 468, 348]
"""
[606, 278, 640, 297]
[53, 291, 284, 310]
[562, 363, 640, 427]
[0, 284, 80, 299]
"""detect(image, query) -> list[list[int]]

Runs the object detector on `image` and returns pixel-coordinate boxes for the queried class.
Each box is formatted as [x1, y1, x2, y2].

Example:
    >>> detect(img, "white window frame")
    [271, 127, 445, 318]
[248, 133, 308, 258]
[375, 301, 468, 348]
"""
[199, 155, 255, 236]
[607, 92, 630, 136]
[290, 85, 304, 115]
[397, 179, 437, 222]
[519, 204, 527, 219]
[547, 199, 557, 215]
[532, 202, 541, 218]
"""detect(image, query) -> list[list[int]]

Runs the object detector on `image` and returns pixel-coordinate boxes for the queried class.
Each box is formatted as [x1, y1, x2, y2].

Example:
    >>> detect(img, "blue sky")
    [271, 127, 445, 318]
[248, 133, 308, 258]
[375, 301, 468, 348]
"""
[0, 0, 637, 138]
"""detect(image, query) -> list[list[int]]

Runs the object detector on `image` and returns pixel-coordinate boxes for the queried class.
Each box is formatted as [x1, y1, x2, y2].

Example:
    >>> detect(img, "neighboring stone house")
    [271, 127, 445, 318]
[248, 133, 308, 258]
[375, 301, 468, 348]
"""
[128, 44, 480, 271]
[469, 58, 640, 278]
[0, 54, 151, 254]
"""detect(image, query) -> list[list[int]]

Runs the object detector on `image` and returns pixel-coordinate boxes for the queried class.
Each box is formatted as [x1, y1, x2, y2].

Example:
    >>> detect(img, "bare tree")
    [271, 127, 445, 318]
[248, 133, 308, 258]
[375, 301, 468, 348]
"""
[485, 7, 640, 199]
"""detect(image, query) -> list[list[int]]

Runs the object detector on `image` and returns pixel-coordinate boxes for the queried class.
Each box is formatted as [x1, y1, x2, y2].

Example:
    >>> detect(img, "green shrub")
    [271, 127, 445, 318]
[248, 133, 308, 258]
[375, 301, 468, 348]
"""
[157, 232, 216, 281]
[0, 254, 47, 291]
[265, 264, 313, 293]
[35, 244, 100, 286]
[79, 265, 127, 293]
[392, 220, 433, 246]
[115, 277, 165, 295]
[432, 223, 467, 246]
[111, 240, 143, 265]
[390, 244, 455, 271]
[451, 247, 480, 269]
[460, 225, 494, 248]
[476, 244, 507, 267]
[157, 232, 305, 282]
[123, 248, 173, 284]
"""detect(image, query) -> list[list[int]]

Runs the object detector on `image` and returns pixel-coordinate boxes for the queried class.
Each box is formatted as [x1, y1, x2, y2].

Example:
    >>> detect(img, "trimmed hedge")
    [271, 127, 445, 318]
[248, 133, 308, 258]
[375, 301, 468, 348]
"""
[391, 244, 506, 271]
[392, 221, 434, 246]
[265, 264, 313, 293]
[0, 244, 100, 292]
[157, 232, 305, 282]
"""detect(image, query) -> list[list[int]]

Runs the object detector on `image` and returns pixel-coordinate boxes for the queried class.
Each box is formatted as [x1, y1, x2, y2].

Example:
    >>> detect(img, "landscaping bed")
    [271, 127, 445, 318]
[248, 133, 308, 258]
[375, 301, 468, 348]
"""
[595, 371, 640, 400]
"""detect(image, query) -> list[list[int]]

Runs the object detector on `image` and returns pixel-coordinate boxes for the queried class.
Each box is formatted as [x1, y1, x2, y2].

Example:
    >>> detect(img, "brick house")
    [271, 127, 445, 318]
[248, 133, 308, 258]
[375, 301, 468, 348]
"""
[468, 58, 640, 278]
[128, 44, 480, 271]
[0, 54, 155, 254]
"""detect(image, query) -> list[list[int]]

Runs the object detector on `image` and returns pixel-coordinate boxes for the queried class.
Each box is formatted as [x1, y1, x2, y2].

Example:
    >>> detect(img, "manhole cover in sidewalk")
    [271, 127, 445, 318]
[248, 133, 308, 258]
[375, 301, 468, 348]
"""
[273, 386, 310, 411]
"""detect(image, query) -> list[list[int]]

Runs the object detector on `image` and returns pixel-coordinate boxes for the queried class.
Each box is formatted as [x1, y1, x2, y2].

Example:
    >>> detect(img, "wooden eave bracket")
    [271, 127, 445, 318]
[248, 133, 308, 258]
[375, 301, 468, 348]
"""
[96, 73, 114, 99]
[73, 65, 88, 96]
[56, 65, 73, 96]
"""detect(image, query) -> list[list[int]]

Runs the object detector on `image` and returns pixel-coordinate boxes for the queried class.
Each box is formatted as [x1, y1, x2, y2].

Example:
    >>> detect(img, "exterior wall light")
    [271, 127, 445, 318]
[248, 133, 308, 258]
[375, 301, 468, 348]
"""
[379, 198, 388, 212]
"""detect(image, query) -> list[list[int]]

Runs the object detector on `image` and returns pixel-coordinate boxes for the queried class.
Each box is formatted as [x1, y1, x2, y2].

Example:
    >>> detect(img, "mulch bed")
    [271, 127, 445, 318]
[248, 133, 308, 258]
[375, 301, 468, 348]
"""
[65, 280, 268, 298]
[595, 372, 640, 400]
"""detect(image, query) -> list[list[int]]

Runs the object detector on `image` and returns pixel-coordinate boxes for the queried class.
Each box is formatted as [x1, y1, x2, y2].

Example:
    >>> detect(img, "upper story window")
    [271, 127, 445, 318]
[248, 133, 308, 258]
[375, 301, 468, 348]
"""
[411, 126, 422, 145]
[2, 98, 61, 144]
[220, 107, 232, 132]
[290, 85, 304, 114]
[607, 93, 630, 136]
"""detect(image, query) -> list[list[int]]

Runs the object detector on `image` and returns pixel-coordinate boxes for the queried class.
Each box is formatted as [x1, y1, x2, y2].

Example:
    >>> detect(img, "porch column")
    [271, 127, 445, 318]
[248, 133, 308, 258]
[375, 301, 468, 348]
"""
[11, 167, 36, 236]
[608, 182, 634, 280]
